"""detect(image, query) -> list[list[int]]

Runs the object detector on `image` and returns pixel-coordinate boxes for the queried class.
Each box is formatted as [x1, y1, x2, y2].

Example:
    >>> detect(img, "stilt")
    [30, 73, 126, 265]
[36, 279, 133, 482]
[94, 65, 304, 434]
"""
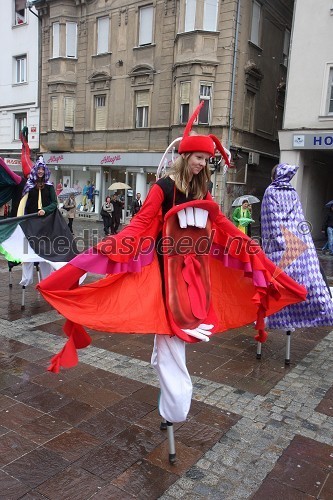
[160, 419, 176, 464]
[285, 330, 291, 365]
[21, 286, 25, 310]
[34, 263, 41, 282]
[256, 341, 262, 359]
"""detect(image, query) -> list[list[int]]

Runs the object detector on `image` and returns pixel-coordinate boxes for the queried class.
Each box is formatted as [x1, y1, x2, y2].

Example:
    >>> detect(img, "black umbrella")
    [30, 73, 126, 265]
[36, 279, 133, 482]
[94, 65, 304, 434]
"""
[325, 200, 333, 208]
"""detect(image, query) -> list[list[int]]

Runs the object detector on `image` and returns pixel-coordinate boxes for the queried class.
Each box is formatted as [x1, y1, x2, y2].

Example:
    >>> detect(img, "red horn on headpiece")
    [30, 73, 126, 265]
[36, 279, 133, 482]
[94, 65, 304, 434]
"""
[183, 101, 204, 138]
[20, 127, 33, 178]
[209, 135, 231, 168]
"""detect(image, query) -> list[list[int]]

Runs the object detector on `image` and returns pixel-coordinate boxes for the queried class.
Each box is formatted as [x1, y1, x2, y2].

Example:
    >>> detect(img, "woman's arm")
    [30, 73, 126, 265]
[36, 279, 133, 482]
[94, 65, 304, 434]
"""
[43, 186, 58, 215]
[232, 207, 239, 224]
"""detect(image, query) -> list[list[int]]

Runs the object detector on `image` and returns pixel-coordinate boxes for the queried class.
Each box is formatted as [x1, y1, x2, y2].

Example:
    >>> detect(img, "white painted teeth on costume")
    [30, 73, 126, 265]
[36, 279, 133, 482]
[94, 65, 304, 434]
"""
[177, 208, 209, 228]
[185, 207, 195, 226]
[194, 208, 208, 228]
[177, 209, 187, 228]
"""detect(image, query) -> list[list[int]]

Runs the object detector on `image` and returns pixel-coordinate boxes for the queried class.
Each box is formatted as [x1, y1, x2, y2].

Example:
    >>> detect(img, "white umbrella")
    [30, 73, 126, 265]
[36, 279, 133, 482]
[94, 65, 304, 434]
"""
[232, 195, 260, 207]
[108, 182, 132, 190]
[58, 187, 81, 200]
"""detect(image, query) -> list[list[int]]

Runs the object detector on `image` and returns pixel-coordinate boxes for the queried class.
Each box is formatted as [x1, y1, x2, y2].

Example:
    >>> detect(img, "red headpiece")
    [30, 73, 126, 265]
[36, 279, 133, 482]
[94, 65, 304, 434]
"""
[178, 102, 231, 167]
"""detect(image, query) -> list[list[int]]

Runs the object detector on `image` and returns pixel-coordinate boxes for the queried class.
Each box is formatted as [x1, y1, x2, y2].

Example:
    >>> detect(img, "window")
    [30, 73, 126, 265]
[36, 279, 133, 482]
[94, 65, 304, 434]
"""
[185, 0, 196, 32]
[198, 83, 212, 124]
[94, 95, 106, 130]
[51, 97, 58, 130]
[15, 55, 26, 83]
[328, 68, 333, 114]
[282, 29, 291, 66]
[64, 97, 74, 130]
[250, 1, 261, 46]
[52, 22, 60, 58]
[138, 5, 153, 46]
[203, 0, 218, 31]
[66, 22, 77, 58]
[14, 0, 26, 25]
[14, 113, 27, 141]
[180, 82, 190, 124]
[243, 90, 255, 131]
[135, 91, 149, 128]
[97, 16, 109, 54]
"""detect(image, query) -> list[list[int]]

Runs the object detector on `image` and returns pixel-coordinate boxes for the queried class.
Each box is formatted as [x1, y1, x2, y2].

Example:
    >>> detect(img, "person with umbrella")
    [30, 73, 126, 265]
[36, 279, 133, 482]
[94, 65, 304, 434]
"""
[232, 198, 253, 235]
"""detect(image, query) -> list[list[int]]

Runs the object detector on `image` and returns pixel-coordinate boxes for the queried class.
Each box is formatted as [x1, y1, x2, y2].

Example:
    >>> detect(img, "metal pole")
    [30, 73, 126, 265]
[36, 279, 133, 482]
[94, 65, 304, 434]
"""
[256, 341, 262, 359]
[0, 213, 39, 226]
[160, 419, 176, 464]
[285, 330, 291, 365]
[21, 286, 26, 310]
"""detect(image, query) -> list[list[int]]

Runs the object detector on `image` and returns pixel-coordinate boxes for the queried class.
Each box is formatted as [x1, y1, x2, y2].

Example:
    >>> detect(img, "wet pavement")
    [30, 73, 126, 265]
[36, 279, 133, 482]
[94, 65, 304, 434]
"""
[0, 217, 333, 499]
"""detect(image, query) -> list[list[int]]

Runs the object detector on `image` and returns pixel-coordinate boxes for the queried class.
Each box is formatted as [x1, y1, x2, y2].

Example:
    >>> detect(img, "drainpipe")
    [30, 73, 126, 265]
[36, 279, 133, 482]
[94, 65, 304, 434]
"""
[28, 2, 42, 155]
[227, 0, 241, 151]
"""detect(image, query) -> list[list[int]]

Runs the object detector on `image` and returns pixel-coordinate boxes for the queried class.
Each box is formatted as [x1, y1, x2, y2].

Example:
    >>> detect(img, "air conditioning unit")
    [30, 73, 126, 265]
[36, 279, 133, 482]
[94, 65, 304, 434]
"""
[248, 152, 260, 165]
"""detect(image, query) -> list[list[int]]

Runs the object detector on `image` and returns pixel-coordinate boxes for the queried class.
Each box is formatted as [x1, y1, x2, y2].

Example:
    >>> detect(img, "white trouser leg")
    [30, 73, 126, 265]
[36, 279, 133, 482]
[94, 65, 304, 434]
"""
[20, 262, 34, 286]
[38, 261, 53, 280]
[151, 334, 192, 423]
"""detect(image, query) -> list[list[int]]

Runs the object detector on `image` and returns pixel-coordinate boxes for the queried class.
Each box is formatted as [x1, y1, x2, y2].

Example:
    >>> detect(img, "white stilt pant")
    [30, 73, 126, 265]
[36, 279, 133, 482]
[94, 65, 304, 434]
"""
[151, 334, 192, 423]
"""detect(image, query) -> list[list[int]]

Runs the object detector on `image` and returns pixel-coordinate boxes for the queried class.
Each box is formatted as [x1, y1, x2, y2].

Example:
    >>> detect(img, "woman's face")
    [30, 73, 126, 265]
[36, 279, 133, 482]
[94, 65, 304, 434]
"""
[187, 152, 210, 176]
[37, 166, 45, 178]
[106, 197, 111, 203]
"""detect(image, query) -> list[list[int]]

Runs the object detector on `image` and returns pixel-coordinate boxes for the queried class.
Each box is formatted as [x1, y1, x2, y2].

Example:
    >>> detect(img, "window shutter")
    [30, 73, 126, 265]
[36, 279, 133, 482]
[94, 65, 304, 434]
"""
[95, 96, 106, 130]
[139, 6, 153, 45]
[51, 98, 58, 130]
[97, 17, 109, 54]
[136, 91, 149, 107]
[64, 97, 74, 128]
[53, 23, 60, 58]
[66, 22, 77, 58]
[15, 0, 26, 11]
[180, 82, 190, 103]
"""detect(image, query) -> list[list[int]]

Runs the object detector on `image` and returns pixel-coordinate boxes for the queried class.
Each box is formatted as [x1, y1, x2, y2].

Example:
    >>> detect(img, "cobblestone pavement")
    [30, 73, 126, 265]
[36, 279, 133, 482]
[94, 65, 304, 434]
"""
[0, 218, 333, 499]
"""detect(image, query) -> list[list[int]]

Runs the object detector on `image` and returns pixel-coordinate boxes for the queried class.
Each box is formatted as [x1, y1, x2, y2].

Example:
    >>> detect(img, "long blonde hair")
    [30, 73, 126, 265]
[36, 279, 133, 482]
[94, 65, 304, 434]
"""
[168, 154, 211, 199]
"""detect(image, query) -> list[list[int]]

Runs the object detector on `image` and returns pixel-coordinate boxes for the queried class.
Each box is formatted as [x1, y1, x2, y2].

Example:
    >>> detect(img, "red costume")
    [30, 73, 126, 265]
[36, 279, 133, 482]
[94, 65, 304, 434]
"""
[37, 178, 306, 373]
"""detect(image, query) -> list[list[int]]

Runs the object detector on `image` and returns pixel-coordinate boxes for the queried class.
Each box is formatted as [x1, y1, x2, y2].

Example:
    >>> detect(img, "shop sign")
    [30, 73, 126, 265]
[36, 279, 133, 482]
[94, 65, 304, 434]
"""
[48, 155, 64, 163]
[4, 158, 21, 165]
[293, 133, 333, 149]
[100, 154, 121, 165]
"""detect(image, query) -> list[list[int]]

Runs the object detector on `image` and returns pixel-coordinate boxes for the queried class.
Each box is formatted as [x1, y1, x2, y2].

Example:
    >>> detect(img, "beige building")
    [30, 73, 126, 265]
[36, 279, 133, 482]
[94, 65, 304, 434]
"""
[33, 0, 294, 223]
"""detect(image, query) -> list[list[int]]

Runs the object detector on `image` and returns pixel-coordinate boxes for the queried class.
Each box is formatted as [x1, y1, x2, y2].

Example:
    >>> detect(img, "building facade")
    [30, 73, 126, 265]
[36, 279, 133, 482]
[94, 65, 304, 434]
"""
[279, 0, 333, 239]
[0, 0, 40, 168]
[33, 0, 294, 221]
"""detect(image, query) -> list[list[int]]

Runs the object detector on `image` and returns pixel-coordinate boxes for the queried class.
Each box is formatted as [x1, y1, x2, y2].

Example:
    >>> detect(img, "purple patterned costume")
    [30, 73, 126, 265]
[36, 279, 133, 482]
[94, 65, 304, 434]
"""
[261, 163, 333, 329]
